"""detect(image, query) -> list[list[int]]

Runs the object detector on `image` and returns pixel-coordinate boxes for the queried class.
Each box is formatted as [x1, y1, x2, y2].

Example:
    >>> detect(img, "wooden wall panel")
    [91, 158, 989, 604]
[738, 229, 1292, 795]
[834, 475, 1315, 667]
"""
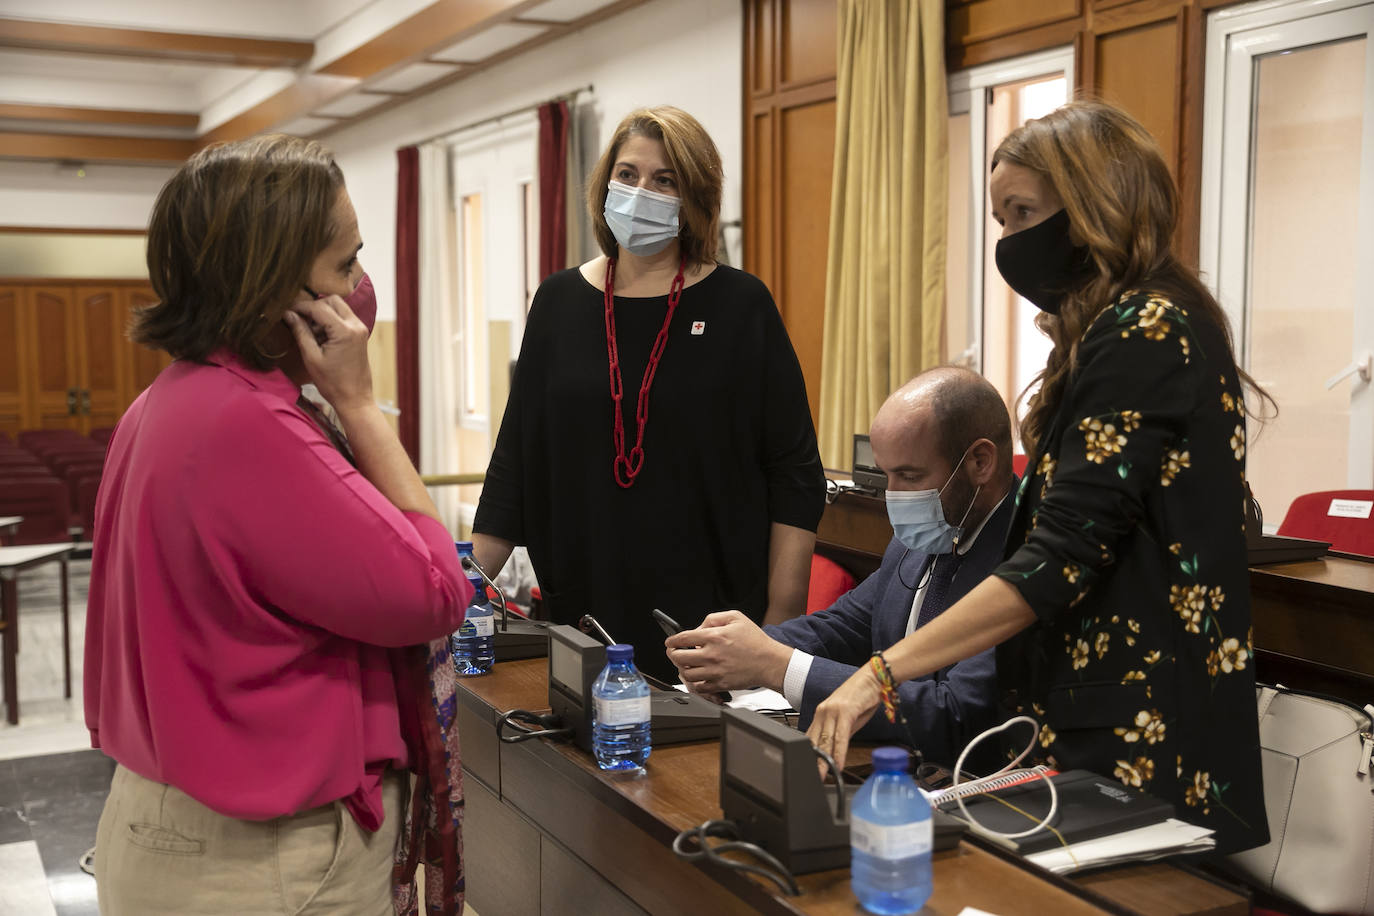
[27, 287, 78, 431]
[75, 287, 128, 430]
[781, 0, 838, 89]
[948, 0, 1081, 46]
[123, 287, 170, 403]
[780, 100, 836, 427]
[748, 0, 775, 96]
[745, 0, 838, 434]
[1093, 16, 1183, 175]
[0, 287, 24, 436]
[747, 110, 777, 294]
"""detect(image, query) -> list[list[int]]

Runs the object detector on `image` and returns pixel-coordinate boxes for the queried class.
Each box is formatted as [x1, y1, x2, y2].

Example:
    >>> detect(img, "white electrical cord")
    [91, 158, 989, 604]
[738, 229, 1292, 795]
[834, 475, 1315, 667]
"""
[949, 715, 1059, 841]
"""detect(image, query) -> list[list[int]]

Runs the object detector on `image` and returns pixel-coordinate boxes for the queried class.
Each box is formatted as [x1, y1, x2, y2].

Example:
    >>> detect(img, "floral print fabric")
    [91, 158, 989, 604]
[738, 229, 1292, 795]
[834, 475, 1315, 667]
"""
[993, 289, 1268, 855]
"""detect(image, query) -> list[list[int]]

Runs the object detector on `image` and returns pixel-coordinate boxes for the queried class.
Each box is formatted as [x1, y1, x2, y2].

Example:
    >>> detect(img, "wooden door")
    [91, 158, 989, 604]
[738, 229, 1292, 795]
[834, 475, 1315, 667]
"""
[0, 287, 25, 437]
[24, 286, 80, 431]
[123, 287, 171, 403]
[75, 287, 128, 432]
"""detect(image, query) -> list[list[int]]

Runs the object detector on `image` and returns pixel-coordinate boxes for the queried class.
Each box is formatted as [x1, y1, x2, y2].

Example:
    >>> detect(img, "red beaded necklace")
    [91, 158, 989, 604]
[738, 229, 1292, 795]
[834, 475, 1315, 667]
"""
[603, 254, 687, 488]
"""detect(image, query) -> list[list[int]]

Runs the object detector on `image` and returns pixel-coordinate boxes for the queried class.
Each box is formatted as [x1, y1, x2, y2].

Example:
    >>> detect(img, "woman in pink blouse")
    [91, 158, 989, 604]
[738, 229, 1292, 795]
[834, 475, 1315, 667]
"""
[85, 134, 473, 914]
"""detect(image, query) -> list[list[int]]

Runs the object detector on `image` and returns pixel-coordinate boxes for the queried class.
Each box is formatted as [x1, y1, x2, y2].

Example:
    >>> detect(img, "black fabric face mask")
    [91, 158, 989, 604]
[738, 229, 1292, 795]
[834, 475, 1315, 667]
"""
[994, 208, 1092, 314]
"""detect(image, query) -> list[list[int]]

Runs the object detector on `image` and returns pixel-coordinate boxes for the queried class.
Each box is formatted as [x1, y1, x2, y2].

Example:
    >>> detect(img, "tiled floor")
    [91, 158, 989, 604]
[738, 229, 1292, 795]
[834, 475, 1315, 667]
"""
[0, 557, 102, 916]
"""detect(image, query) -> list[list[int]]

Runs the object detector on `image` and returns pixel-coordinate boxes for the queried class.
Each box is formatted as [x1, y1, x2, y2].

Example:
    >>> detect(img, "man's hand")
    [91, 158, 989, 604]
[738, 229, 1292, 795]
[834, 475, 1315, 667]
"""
[665, 610, 792, 695]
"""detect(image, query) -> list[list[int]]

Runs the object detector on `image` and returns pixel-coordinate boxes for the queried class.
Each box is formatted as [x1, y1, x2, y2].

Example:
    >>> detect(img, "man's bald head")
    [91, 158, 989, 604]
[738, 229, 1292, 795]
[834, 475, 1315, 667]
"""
[874, 367, 1014, 479]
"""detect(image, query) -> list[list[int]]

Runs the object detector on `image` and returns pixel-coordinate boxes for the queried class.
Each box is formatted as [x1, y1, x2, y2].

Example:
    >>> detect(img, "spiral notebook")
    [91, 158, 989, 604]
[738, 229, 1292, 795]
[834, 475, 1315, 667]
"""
[939, 769, 1176, 856]
[929, 765, 1056, 806]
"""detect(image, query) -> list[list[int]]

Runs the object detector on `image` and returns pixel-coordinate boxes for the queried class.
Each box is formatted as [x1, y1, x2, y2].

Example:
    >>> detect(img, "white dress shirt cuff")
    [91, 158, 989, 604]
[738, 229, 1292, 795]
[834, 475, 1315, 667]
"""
[782, 649, 815, 711]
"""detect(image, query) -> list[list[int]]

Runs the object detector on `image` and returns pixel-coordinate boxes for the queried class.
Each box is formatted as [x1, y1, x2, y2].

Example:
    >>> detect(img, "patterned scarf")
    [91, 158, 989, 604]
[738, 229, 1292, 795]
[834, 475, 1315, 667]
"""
[296, 394, 466, 914]
[390, 641, 466, 915]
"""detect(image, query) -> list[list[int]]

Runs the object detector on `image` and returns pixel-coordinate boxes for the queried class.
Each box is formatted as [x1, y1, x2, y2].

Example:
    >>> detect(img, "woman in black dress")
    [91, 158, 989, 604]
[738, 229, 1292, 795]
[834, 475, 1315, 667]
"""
[472, 107, 824, 682]
[808, 100, 1270, 854]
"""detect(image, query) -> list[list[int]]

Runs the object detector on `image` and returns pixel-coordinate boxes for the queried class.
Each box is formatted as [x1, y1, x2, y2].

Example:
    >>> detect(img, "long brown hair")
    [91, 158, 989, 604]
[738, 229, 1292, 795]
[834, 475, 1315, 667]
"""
[586, 106, 722, 266]
[136, 134, 346, 370]
[992, 100, 1270, 450]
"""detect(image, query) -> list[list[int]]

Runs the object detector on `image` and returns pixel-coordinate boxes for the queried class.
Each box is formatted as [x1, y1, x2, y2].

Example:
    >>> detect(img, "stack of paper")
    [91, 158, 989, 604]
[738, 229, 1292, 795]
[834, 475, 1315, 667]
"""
[1025, 818, 1215, 874]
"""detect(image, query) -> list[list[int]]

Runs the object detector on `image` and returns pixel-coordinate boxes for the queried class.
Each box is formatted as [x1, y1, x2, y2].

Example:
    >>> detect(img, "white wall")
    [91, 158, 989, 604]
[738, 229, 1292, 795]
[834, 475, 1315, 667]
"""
[326, 0, 743, 321]
[0, 160, 171, 232]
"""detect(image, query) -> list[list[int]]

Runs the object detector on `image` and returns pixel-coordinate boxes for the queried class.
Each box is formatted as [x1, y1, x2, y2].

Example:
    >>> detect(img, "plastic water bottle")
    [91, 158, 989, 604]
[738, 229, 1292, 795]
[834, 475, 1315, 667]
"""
[850, 746, 932, 915]
[591, 644, 651, 771]
[451, 542, 494, 676]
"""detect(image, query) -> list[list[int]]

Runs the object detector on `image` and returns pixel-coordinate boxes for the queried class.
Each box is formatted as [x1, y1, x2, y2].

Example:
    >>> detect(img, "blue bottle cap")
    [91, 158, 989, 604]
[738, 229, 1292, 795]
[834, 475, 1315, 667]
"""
[455, 541, 474, 553]
[871, 747, 909, 772]
[606, 644, 634, 662]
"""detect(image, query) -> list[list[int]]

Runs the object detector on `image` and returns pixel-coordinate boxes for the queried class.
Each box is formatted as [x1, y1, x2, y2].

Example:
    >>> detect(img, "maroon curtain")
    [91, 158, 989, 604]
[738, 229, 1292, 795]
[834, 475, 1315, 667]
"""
[395, 146, 420, 467]
[537, 100, 570, 280]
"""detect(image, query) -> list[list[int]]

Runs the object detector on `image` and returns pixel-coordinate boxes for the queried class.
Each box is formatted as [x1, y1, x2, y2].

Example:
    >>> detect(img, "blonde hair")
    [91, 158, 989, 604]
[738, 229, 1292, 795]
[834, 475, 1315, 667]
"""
[992, 100, 1268, 449]
[586, 106, 722, 266]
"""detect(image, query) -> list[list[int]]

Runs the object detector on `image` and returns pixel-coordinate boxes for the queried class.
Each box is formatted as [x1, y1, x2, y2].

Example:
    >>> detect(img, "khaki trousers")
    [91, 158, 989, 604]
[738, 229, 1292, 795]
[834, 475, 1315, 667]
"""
[95, 764, 406, 915]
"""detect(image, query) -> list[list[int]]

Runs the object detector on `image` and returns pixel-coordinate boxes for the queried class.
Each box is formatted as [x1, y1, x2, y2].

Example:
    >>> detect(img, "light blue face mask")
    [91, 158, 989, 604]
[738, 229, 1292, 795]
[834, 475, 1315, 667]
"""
[604, 180, 681, 257]
[885, 448, 979, 555]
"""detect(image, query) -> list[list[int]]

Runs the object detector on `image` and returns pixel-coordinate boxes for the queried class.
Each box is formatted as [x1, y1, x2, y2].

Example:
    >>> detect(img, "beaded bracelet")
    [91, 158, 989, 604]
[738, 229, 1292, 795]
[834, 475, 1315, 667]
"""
[869, 652, 900, 724]
[869, 651, 924, 763]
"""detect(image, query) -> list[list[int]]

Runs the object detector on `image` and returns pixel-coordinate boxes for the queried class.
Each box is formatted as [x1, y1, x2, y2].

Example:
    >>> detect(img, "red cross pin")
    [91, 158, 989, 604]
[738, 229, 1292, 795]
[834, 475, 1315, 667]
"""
[690, 320, 706, 336]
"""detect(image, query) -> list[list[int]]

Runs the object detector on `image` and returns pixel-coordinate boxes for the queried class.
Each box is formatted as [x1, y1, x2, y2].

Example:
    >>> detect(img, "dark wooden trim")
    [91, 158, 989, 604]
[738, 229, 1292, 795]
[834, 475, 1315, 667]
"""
[1177, 3, 1205, 266]
[0, 227, 146, 236]
[948, 19, 1082, 70]
[315, 0, 529, 78]
[0, 131, 194, 164]
[0, 103, 197, 129]
[773, 78, 839, 110]
[0, 17, 312, 67]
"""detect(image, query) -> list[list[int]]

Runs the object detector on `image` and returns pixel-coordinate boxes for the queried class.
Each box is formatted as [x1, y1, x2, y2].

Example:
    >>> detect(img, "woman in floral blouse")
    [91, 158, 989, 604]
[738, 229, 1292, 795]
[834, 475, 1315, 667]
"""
[808, 100, 1270, 854]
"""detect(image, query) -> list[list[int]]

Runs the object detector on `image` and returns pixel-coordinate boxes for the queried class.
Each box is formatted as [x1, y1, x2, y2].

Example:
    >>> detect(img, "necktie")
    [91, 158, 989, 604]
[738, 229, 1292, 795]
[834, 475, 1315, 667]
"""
[915, 553, 961, 630]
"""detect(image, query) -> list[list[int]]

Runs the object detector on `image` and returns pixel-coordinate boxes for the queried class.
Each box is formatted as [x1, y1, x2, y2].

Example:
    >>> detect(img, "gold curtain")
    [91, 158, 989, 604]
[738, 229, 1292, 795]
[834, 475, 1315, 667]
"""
[818, 0, 948, 468]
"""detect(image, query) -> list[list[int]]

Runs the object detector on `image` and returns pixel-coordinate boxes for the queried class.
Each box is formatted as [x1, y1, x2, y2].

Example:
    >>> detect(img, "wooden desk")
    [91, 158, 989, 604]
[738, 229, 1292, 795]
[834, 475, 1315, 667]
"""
[1250, 554, 1374, 704]
[455, 659, 1247, 916]
[0, 543, 73, 724]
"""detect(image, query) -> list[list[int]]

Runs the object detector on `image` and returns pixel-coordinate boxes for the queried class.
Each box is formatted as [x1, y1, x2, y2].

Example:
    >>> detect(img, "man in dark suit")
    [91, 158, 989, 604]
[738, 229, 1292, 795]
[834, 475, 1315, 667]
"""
[666, 367, 1017, 766]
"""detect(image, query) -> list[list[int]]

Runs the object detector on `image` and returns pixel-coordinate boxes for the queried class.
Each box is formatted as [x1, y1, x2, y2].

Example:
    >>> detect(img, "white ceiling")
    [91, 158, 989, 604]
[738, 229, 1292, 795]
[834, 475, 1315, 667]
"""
[0, 0, 632, 157]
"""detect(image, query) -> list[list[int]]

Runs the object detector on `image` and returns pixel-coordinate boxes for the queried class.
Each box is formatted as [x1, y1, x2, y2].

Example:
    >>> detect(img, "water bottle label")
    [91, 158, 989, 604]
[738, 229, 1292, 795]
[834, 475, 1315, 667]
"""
[594, 695, 650, 726]
[850, 814, 931, 860]
[459, 615, 494, 637]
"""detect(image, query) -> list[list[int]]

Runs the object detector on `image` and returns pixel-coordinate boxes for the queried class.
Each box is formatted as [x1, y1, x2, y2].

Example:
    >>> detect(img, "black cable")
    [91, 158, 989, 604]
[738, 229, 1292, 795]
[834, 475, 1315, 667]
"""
[672, 820, 801, 897]
[812, 745, 847, 821]
[496, 708, 574, 744]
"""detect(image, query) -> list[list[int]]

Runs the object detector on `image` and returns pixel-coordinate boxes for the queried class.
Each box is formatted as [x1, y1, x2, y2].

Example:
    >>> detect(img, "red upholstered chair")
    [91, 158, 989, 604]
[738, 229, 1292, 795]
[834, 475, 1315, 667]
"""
[76, 474, 102, 541]
[1012, 453, 1030, 478]
[1276, 489, 1374, 558]
[807, 554, 857, 614]
[0, 478, 72, 544]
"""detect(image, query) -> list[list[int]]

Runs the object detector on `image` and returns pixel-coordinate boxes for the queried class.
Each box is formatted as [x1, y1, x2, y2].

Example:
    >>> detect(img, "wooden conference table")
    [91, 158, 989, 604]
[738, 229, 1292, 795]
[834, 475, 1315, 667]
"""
[455, 659, 1248, 916]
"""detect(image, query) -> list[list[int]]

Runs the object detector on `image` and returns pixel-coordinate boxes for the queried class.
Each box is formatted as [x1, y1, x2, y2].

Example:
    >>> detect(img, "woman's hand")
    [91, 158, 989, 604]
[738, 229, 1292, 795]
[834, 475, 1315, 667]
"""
[806, 663, 883, 775]
[283, 292, 372, 411]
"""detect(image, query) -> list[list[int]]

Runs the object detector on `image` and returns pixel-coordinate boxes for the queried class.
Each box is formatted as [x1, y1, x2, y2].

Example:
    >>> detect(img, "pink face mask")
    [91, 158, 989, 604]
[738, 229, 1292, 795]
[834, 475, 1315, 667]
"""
[345, 273, 377, 335]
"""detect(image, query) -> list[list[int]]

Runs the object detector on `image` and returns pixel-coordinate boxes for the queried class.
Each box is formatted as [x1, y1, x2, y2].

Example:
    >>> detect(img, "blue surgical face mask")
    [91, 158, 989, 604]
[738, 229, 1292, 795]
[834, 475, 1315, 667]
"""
[885, 448, 979, 555]
[604, 180, 681, 257]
